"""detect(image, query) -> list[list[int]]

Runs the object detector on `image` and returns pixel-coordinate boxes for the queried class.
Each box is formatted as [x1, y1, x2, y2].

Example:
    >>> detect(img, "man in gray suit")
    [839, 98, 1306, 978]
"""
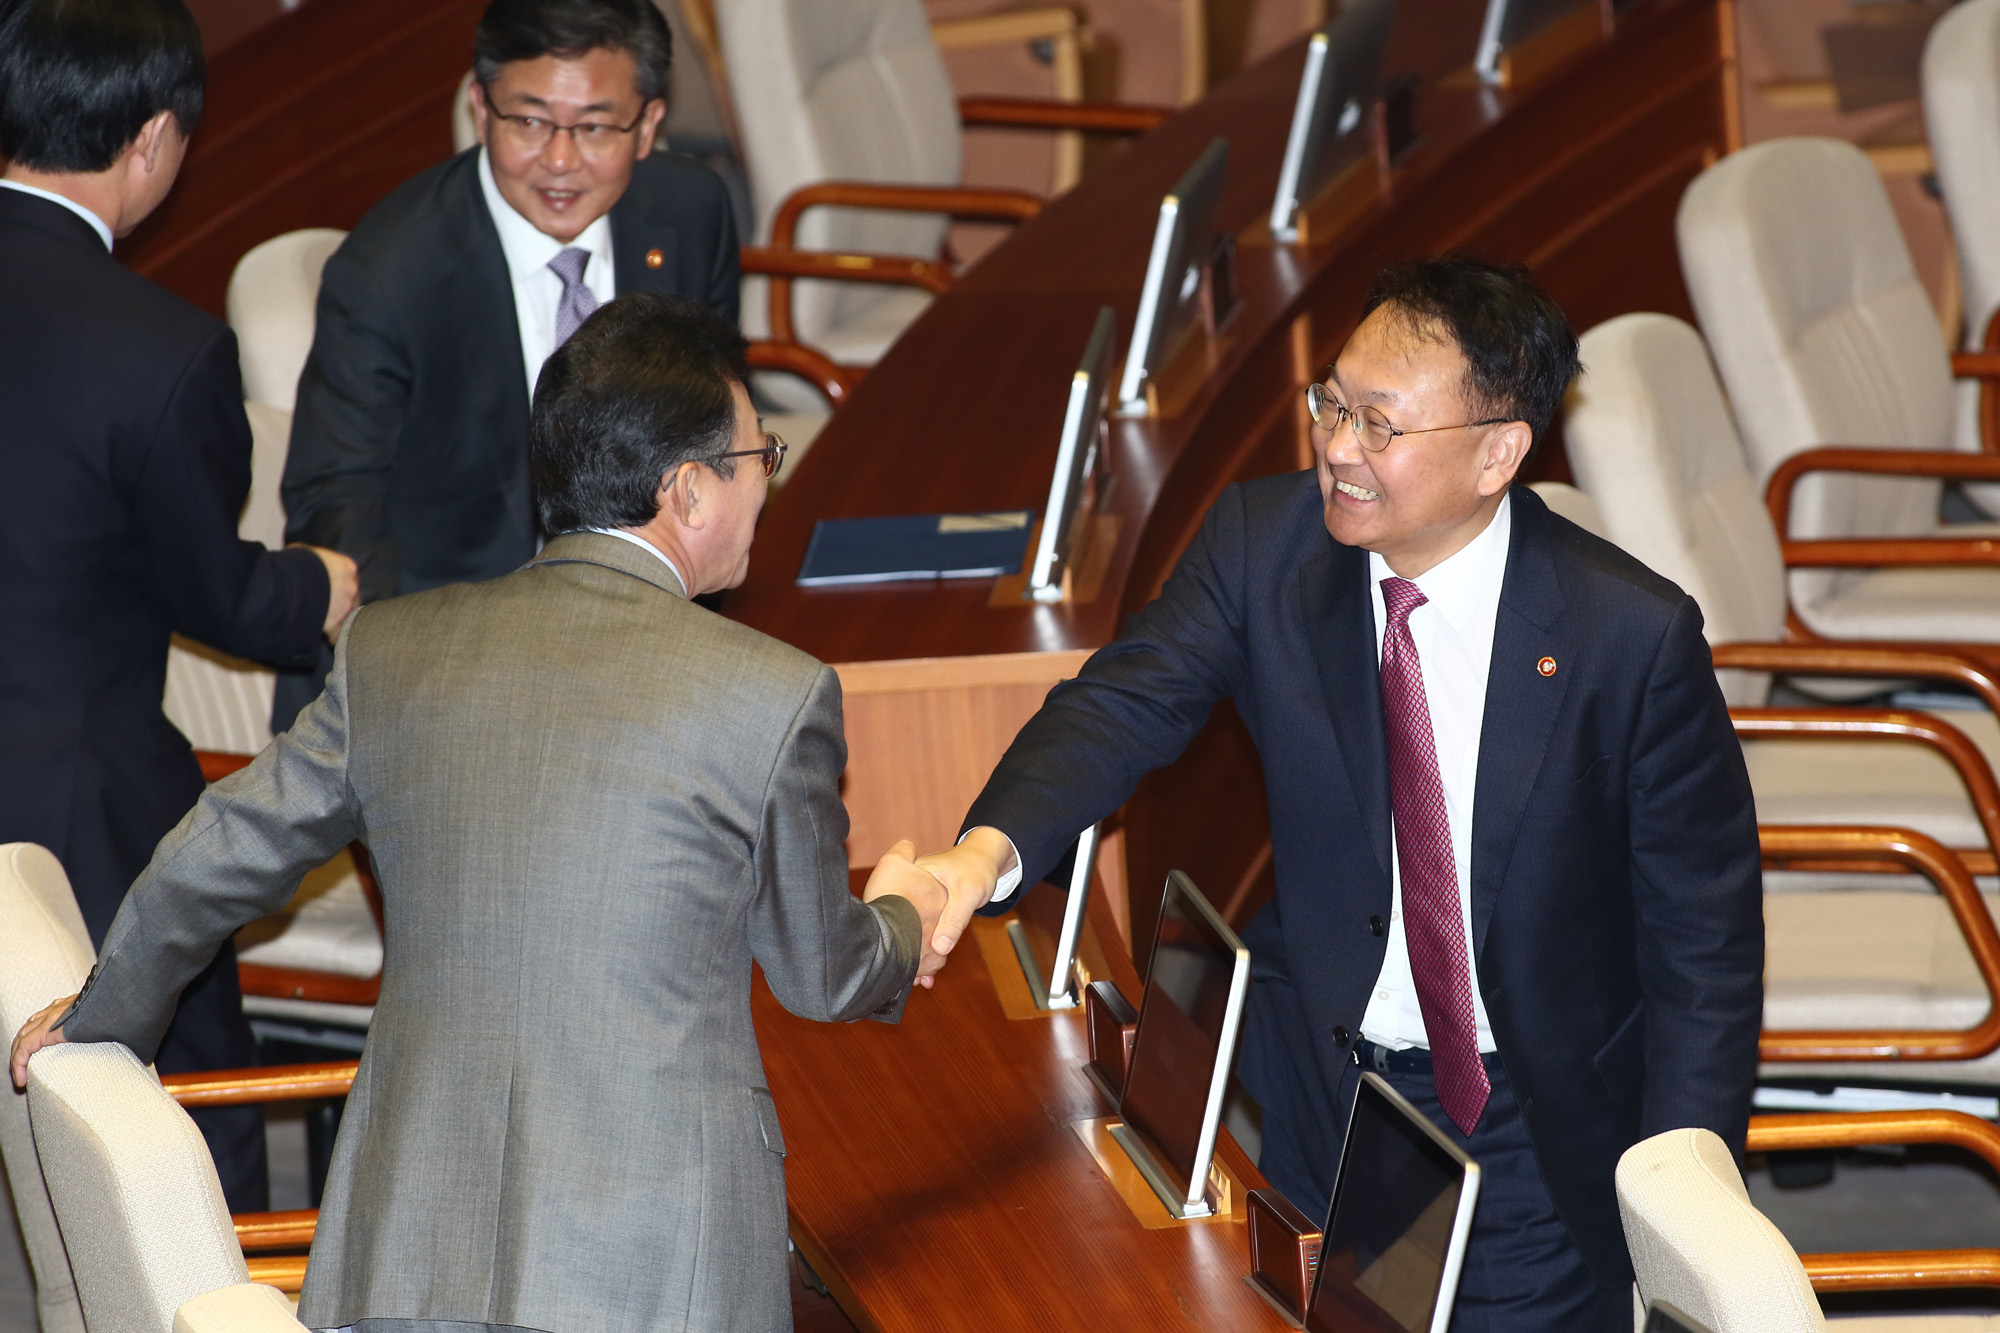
[12, 293, 945, 1332]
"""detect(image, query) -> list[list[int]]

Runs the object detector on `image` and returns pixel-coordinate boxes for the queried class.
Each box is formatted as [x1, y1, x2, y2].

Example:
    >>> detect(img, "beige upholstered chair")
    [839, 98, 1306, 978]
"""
[1677, 137, 2000, 648]
[1925, 0, 2000, 460]
[27, 1040, 307, 1333]
[1566, 313, 2000, 1091]
[1621, 1121, 2000, 1331]
[227, 230, 344, 415]
[0, 843, 93, 1333]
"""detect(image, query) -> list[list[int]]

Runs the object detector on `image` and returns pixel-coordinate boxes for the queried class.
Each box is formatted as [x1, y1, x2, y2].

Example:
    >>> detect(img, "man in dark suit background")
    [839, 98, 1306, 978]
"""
[918, 260, 1764, 1329]
[275, 0, 741, 728]
[0, 0, 360, 1210]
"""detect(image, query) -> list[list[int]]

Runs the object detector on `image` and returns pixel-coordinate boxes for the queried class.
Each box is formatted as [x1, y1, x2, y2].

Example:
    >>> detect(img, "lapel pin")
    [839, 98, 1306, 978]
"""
[1537, 656, 1557, 677]
[645, 248, 664, 269]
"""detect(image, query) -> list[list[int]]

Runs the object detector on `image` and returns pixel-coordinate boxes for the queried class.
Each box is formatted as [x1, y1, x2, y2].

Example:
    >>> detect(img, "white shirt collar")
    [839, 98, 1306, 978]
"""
[476, 148, 613, 288]
[0, 180, 113, 251]
[585, 527, 687, 597]
[1367, 489, 1513, 630]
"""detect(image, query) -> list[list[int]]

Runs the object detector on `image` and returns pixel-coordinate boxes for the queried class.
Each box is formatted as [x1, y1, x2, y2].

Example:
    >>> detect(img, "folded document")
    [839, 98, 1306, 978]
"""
[796, 511, 1035, 586]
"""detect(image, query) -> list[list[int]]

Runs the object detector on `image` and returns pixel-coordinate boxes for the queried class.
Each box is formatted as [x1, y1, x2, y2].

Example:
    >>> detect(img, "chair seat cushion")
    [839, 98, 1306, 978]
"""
[1799, 563, 2000, 643]
[235, 851, 380, 978]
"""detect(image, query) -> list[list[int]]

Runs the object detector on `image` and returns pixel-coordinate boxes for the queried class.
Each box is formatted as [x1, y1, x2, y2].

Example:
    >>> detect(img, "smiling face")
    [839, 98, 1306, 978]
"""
[470, 47, 666, 243]
[1315, 303, 1533, 578]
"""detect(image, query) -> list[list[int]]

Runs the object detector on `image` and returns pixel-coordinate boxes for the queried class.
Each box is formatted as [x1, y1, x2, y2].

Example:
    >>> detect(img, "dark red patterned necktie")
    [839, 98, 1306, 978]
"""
[1378, 576, 1490, 1136]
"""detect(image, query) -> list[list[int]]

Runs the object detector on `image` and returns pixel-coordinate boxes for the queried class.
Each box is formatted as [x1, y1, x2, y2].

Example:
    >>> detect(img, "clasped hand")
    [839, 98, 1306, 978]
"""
[860, 828, 1015, 989]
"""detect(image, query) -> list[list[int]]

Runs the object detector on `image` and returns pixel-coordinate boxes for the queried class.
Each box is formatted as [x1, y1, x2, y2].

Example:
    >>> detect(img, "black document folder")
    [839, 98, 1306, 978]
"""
[796, 511, 1034, 587]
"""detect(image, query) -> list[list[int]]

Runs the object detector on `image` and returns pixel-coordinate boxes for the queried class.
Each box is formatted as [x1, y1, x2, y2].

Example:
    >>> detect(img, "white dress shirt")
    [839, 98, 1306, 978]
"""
[0, 180, 113, 250]
[585, 527, 686, 597]
[1359, 490, 1512, 1053]
[476, 149, 616, 403]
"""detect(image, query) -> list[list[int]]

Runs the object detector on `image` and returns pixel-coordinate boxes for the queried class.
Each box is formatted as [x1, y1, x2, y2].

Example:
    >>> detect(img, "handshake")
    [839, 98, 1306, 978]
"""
[859, 828, 1019, 990]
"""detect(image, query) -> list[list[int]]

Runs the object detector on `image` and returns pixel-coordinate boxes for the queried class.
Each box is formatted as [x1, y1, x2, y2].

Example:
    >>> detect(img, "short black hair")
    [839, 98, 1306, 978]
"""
[0, 0, 204, 173]
[531, 293, 750, 535]
[1361, 257, 1580, 445]
[473, 0, 672, 103]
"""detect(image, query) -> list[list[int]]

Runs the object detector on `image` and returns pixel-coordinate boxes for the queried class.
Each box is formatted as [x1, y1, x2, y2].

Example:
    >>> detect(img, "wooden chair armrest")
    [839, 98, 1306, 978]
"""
[237, 963, 380, 1006]
[1796, 1248, 2000, 1292]
[747, 340, 859, 409]
[194, 750, 253, 783]
[1780, 535, 2000, 568]
[161, 1060, 357, 1108]
[957, 96, 1171, 134]
[244, 1255, 309, 1293]
[769, 181, 1042, 252]
[1952, 351, 2000, 381]
[1766, 447, 2000, 540]
[1751, 824, 2000, 1062]
[1710, 641, 2000, 714]
[742, 240, 960, 346]
[233, 1209, 317, 1252]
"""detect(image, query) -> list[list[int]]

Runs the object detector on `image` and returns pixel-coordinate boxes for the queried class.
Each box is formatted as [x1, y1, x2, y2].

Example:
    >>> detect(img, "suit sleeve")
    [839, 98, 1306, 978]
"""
[748, 665, 920, 1024]
[60, 619, 366, 1061]
[964, 485, 1253, 889]
[282, 245, 410, 605]
[1628, 596, 1764, 1155]
[139, 326, 329, 668]
[705, 185, 741, 327]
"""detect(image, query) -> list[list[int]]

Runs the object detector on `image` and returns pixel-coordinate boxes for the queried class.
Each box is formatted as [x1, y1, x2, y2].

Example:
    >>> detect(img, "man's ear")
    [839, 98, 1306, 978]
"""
[468, 79, 492, 144]
[658, 461, 705, 528]
[635, 98, 668, 159]
[131, 110, 177, 176]
[1478, 421, 1534, 497]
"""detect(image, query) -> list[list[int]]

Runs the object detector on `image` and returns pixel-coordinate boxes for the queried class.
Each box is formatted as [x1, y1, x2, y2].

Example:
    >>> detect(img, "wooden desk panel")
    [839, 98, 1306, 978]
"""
[757, 874, 1282, 1331]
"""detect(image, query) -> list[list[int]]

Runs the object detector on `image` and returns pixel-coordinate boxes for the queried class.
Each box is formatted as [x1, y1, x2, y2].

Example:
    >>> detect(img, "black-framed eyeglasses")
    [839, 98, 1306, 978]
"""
[1306, 382, 1509, 454]
[711, 433, 787, 480]
[478, 82, 653, 155]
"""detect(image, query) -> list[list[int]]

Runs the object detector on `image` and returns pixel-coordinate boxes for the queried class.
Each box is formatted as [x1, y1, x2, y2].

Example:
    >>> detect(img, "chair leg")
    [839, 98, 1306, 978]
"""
[304, 1100, 344, 1206]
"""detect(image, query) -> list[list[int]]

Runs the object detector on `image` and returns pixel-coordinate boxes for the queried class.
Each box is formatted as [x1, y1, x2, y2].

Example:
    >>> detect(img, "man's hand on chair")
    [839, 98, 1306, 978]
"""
[10, 994, 73, 1090]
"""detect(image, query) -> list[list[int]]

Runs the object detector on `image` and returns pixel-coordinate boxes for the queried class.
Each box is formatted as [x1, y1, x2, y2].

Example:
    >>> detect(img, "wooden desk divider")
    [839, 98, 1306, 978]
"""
[1497, 2, 1611, 90]
[1245, 1187, 1324, 1325]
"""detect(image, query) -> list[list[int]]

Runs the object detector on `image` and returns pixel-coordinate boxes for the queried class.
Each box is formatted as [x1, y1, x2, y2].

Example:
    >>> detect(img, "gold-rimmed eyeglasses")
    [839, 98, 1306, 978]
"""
[711, 433, 788, 480]
[1305, 382, 1509, 453]
[478, 83, 653, 156]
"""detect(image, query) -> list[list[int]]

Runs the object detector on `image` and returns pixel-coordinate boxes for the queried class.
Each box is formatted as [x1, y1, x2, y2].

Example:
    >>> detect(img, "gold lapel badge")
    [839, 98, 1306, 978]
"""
[1537, 656, 1557, 677]
[645, 248, 665, 269]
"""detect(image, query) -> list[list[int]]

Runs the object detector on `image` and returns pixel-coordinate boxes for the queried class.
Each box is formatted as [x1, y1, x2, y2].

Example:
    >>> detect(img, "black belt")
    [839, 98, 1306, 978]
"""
[1354, 1038, 1502, 1075]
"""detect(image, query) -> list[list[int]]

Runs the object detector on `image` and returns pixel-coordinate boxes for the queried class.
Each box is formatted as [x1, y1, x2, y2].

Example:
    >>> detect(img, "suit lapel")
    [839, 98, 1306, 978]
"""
[1299, 541, 1393, 880]
[1470, 490, 1570, 956]
[444, 154, 532, 424]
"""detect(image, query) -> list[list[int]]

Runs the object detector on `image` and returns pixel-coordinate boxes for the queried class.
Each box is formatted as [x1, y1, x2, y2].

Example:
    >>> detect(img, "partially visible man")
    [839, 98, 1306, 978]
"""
[917, 260, 1764, 1330]
[0, 0, 359, 1211]
[275, 0, 742, 729]
[15, 293, 942, 1333]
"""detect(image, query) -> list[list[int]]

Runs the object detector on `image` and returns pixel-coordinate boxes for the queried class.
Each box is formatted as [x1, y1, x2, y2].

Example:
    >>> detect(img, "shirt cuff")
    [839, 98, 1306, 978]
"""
[960, 828, 1024, 903]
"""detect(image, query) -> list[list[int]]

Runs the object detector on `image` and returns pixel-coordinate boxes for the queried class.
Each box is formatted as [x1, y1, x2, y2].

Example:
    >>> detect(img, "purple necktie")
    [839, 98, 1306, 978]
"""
[550, 247, 599, 347]
[1379, 576, 1490, 1136]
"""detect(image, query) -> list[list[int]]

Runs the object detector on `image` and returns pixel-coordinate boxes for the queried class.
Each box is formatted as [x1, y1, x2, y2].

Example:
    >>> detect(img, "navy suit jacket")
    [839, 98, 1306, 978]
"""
[0, 187, 329, 937]
[965, 474, 1764, 1285]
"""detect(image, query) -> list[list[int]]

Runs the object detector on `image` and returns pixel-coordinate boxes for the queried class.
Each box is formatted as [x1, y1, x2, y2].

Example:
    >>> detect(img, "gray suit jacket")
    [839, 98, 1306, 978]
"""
[62, 532, 921, 1333]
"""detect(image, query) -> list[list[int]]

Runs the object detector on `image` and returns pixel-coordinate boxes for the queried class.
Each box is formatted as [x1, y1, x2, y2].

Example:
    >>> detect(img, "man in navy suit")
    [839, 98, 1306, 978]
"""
[920, 259, 1764, 1329]
[275, 0, 741, 728]
[0, 0, 359, 1210]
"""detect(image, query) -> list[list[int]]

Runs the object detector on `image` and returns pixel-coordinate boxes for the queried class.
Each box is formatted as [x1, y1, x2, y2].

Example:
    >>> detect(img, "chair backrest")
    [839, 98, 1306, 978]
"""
[1925, 0, 2000, 452]
[1565, 313, 1787, 706]
[0, 845, 96, 1333]
[28, 1041, 252, 1333]
[226, 229, 345, 414]
[1676, 138, 1949, 619]
[1525, 480, 1607, 537]
[1617, 1128, 1826, 1333]
[717, 0, 960, 342]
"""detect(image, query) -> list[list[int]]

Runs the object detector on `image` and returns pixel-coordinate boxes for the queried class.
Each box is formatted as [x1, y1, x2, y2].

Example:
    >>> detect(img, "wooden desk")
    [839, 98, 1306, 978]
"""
[733, 0, 1738, 949]
[758, 872, 1283, 1331]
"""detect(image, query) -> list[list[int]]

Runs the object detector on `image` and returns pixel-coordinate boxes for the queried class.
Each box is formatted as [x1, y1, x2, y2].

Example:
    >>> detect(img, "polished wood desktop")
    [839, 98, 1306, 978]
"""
[754, 871, 1285, 1332]
[731, 0, 1739, 951]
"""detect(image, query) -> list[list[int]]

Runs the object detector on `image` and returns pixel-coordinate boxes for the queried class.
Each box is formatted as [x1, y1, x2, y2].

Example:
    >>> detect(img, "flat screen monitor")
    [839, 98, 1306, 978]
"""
[1269, 0, 1398, 242]
[1475, 0, 1590, 83]
[1116, 138, 1230, 413]
[1112, 870, 1250, 1219]
[1026, 307, 1116, 603]
[1304, 1073, 1481, 1333]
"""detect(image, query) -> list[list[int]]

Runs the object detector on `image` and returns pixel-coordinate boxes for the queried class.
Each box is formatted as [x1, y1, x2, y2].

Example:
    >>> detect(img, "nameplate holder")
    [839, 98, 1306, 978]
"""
[1244, 1187, 1324, 1326]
